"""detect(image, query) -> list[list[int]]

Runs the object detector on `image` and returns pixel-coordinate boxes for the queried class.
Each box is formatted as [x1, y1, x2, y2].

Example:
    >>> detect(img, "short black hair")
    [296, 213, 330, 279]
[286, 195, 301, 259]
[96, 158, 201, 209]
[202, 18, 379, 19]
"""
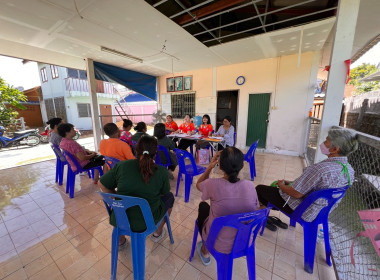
[219, 147, 244, 183]
[134, 122, 147, 132]
[224, 116, 232, 123]
[202, 114, 211, 124]
[123, 119, 133, 129]
[103, 123, 119, 137]
[57, 123, 74, 138]
[46, 118, 62, 129]
[154, 123, 166, 139]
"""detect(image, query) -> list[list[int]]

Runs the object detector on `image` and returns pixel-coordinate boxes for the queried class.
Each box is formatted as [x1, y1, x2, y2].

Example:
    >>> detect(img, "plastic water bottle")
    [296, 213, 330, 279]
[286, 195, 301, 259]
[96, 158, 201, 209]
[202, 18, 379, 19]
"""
[317, 227, 324, 243]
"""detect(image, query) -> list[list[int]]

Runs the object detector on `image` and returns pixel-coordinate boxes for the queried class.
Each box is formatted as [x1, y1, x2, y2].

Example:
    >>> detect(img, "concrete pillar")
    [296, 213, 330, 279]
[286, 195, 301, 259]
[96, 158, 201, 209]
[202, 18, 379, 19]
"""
[86, 58, 101, 151]
[315, 0, 361, 163]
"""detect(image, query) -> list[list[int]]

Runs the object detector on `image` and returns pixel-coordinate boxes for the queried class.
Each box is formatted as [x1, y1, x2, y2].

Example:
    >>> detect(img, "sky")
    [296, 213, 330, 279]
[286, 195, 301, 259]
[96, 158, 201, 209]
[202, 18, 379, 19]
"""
[0, 42, 379, 90]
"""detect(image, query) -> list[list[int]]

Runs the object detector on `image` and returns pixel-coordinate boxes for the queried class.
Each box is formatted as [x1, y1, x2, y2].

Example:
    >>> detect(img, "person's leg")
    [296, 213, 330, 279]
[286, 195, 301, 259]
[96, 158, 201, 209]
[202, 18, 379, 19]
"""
[153, 192, 175, 237]
[197, 202, 211, 257]
[256, 185, 294, 214]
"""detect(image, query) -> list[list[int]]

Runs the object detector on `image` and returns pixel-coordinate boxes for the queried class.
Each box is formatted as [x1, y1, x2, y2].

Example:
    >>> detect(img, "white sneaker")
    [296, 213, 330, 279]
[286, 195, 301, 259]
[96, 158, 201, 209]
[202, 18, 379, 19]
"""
[150, 227, 166, 243]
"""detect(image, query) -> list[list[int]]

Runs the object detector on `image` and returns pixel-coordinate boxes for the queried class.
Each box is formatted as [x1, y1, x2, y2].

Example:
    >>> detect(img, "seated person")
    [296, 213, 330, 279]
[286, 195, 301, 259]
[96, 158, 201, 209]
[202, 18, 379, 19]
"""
[164, 115, 178, 134]
[58, 123, 105, 182]
[131, 121, 149, 143]
[195, 147, 259, 266]
[99, 123, 135, 171]
[99, 136, 175, 245]
[213, 115, 235, 150]
[120, 119, 133, 146]
[47, 117, 64, 161]
[256, 128, 358, 231]
[196, 114, 213, 150]
[176, 114, 196, 151]
[153, 123, 178, 180]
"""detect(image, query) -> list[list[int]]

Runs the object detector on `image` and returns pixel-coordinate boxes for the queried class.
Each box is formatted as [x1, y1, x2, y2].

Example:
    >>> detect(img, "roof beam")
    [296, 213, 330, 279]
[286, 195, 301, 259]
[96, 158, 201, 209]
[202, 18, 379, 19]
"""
[175, 0, 248, 25]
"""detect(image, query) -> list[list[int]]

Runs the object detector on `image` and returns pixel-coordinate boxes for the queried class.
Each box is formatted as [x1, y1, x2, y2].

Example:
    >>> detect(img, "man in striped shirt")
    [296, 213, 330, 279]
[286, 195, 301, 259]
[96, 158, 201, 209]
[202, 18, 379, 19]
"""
[256, 128, 358, 229]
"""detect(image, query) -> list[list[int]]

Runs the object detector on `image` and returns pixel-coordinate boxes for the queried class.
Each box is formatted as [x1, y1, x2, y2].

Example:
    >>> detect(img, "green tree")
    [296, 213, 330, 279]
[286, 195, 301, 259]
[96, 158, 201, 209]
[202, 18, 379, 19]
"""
[349, 63, 379, 95]
[0, 77, 27, 121]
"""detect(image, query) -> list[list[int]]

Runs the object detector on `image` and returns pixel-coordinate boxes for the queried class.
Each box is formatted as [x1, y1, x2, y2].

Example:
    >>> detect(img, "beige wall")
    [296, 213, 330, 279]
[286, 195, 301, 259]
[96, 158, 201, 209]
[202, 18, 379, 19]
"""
[158, 52, 318, 156]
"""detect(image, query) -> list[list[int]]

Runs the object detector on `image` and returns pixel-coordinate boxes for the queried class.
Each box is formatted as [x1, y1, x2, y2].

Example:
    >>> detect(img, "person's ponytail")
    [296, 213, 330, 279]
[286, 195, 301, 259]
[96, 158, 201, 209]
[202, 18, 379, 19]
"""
[136, 136, 158, 184]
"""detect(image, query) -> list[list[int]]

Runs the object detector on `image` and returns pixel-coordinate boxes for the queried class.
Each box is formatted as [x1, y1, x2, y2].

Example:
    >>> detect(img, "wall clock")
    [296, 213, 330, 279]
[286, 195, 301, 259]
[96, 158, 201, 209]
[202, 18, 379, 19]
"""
[236, 76, 245, 85]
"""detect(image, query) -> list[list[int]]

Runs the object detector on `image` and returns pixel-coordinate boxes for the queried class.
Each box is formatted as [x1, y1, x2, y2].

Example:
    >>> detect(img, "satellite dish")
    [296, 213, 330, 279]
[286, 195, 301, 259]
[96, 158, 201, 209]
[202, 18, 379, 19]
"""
[16, 86, 24, 92]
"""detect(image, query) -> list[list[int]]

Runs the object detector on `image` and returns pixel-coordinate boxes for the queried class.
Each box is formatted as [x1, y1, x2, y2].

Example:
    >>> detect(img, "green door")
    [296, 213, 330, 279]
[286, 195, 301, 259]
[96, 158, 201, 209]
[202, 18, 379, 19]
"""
[246, 93, 271, 148]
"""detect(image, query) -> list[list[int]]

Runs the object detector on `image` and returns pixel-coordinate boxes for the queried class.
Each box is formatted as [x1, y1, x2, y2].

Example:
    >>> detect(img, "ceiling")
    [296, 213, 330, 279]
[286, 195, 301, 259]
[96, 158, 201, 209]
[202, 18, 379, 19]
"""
[146, 0, 338, 47]
[0, 0, 378, 76]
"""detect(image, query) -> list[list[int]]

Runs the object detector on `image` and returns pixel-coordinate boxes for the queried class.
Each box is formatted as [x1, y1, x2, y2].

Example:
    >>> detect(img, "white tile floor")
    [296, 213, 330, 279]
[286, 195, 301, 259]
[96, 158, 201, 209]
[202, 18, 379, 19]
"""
[0, 152, 337, 279]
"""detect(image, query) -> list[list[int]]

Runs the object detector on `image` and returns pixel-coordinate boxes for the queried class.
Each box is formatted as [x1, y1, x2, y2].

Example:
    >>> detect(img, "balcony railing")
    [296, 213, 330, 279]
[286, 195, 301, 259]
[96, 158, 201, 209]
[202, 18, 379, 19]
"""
[64, 78, 118, 95]
[304, 118, 380, 279]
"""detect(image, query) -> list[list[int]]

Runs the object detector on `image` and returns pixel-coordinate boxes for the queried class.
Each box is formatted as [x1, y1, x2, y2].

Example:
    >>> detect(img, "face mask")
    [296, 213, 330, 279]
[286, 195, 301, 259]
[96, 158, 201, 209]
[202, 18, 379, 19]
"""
[320, 142, 330, 155]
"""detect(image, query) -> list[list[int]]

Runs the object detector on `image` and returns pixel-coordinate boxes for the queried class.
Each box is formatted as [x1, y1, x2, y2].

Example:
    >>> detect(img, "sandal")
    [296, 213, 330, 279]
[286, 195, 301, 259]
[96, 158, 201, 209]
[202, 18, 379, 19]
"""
[150, 227, 166, 243]
[196, 241, 211, 266]
[265, 218, 278, 232]
[268, 216, 288, 229]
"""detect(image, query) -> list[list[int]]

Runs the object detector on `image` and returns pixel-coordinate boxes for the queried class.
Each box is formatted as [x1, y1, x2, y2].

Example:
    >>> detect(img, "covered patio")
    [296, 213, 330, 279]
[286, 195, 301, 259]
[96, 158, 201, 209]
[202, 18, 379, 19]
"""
[0, 152, 338, 280]
[0, 0, 379, 279]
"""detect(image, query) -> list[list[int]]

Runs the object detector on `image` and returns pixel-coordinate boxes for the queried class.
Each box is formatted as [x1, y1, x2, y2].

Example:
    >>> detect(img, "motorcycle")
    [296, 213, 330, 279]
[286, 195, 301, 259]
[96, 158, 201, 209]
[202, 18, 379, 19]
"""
[40, 125, 50, 143]
[0, 126, 41, 149]
[40, 125, 81, 143]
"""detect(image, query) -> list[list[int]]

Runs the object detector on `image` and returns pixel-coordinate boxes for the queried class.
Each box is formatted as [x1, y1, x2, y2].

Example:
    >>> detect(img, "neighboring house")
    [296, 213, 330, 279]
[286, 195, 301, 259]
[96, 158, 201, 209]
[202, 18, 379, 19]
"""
[9, 86, 44, 128]
[37, 63, 119, 130]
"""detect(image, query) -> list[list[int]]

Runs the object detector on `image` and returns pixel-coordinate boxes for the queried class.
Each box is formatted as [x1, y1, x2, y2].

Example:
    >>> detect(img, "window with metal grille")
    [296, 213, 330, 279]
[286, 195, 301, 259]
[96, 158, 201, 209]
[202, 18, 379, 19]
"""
[40, 67, 48, 83]
[171, 93, 195, 118]
[77, 103, 92, 118]
[50, 65, 59, 79]
[67, 68, 87, 79]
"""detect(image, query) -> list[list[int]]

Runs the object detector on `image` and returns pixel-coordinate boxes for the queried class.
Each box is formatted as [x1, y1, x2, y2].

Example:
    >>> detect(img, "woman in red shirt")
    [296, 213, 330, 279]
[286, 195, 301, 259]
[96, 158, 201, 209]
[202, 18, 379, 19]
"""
[177, 114, 196, 150]
[165, 115, 178, 134]
[196, 114, 213, 149]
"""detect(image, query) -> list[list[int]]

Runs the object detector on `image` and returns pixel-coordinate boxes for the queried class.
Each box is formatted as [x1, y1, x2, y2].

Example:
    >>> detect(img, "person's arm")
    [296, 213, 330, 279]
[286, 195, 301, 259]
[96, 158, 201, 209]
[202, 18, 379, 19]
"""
[99, 181, 116, 194]
[277, 180, 304, 199]
[123, 142, 135, 160]
[76, 151, 96, 161]
[208, 125, 213, 136]
[196, 151, 221, 191]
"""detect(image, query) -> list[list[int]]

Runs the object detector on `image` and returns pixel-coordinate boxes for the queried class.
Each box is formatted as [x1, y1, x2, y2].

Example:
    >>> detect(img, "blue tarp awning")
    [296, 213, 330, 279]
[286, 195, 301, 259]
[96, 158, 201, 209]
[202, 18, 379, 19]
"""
[93, 61, 157, 101]
[122, 93, 153, 103]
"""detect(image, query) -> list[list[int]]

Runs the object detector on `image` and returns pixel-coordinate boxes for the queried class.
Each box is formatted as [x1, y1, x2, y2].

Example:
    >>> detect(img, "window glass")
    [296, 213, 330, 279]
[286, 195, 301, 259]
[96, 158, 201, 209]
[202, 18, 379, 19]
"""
[171, 93, 195, 118]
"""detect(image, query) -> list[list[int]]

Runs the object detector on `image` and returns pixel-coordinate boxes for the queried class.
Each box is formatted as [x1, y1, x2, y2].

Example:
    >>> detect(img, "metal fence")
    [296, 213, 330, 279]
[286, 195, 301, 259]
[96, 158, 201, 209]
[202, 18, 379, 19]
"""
[329, 131, 380, 280]
[304, 116, 321, 165]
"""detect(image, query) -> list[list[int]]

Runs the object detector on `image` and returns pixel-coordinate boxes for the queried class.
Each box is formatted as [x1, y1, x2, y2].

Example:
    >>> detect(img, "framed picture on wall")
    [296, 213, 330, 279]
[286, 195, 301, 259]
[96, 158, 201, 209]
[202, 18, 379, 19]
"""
[167, 77, 174, 92]
[174, 76, 183, 91]
[184, 76, 192, 90]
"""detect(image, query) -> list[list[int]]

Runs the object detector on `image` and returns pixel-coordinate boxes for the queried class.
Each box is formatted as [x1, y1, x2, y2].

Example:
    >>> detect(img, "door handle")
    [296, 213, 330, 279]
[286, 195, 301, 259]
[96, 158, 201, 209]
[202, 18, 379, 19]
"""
[266, 120, 269, 123]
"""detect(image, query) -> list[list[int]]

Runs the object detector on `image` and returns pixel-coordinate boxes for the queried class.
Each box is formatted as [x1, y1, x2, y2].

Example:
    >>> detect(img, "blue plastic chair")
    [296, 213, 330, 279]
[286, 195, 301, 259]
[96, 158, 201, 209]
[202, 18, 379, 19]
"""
[264, 185, 349, 274]
[174, 148, 206, 202]
[244, 140, 259, 181]
[61, 150, 104, 198]
[50, 143, 68, 186]
[233, 132, 237, 147]
[189, 208, 270, 280]
[99, 193, 174, 280]
[104, 156, 120, 169]
[132, 140, 137, 149]
[155, 145, 172, 168]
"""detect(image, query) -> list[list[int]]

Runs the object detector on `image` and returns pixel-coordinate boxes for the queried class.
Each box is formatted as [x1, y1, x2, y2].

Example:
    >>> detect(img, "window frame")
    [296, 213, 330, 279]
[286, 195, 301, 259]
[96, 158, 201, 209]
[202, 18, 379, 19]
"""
[170, 92, 195, 119]
[40, 67, 48, 83]
[77, 103, 92, 118]
[50, 65, 59, 79]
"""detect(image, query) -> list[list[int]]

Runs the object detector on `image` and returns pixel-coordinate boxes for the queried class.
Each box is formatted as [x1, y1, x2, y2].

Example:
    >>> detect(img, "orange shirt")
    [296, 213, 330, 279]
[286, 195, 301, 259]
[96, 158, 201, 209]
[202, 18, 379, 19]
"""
[99, 138, 135, 161]
[165, 121, 178, 133]
[198, 124, 213, 137]
[179, 122, 195, 133]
